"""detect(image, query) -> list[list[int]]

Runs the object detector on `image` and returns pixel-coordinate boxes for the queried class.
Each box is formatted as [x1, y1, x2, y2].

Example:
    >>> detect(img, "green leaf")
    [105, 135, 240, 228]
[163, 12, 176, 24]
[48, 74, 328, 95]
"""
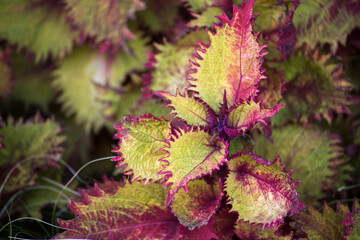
[53, 39, 149, 132]
[254, 125, 348, 204]
[136, 0, 181, 36]
[274, 49, 356, 123]
[184, 0, 217, 12]
[0, 0, 77, 62]
[171, 178, 223, 229]
[112, 115, 172, 183]
[158, 90, 217, 128]
[188, 1, 267, 113]
[53, 46, 107, 132]
[160, 126, 228, 206]
[252, 0, 297, 32]
[293, 0, 360, 52]
[234, 220, 292, 240]
[64, 0, 145, 44]
[145, 30, 209, 95]
[0, 49, 12, 97]
[292, 202, 350, 239]
[0, 114, 65, 194]
[188, 7, 223, 28]
[8, 53, 55, 111]
[256, 66, 285, 109]
[225, 153, 304, 229]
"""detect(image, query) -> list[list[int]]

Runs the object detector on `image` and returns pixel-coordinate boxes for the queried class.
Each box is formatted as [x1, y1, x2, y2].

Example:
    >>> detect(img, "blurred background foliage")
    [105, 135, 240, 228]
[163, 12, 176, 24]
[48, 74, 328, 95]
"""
[0, 0, 359, 238]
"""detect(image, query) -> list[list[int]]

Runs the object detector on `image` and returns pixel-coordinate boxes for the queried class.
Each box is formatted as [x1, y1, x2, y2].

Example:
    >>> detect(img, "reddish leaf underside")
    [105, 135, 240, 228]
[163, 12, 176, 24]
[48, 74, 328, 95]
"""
[188, 0, 266, 113]
[159, 126, 228, 206]
[179, 217, 218, 240]
[213, 208, 238, 240]
[112, 114, 172, 183]
[54, 180, 182, 240]
[225, 153, 304, 229]
[171, 178, 223, 230]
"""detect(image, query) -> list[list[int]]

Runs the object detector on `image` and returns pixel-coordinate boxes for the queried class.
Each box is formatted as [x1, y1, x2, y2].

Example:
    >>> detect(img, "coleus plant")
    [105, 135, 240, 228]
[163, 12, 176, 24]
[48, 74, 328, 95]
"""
[54, 0, 306, 238]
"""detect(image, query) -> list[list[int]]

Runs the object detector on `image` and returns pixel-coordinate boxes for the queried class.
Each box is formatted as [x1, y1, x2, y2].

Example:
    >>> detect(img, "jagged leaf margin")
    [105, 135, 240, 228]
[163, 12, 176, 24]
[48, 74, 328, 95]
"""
[0, 113, 64, 194]
[254, 125, 348, 204]
[0, 0, 77, 62]
[225, 152, 304, 229]
[171, 178, 223, 229]
[188, 0, 267, 113]
[159, 126, 228, 206]
[64, 0, 145, 45]
[293, 0, 360, 52]
[112, 114, 172, 183]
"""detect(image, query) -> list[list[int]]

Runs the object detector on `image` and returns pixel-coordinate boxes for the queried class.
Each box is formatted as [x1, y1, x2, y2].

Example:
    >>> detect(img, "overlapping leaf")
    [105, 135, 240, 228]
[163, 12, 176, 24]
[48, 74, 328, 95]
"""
[53, 179, 183, 239]
[292, 202, 352, 239]
[64, 0, 145, 45]
[188, 0, 267, 113]
[0, 114, 64, 195]
[53, 37, 148, 132]
[255, 66, 285, 109]
[225, 153, 304, 229]
[344, 199, 360, 239]
[225, 99, 284, 138]
[251, 0, 297, 33]
[234, 220, 292, 240]
[171, 178, 223, 229]
[112, 114, 172, 183]
[213, 208, 238, 240]
[254, 125, 349, 203]
[53, 46, 107, 132]
[144, 30, 208, 95]
[183, 0, 217, 12]
[0, 0, 77, 62]
[275, 49, 356, 123]
[179, 217, 218, 240]
[293, 0, 360, 52]
[159, 126, 228, 206]
[188, 7, 223, 28]
[158, 90, 217, 128]
[136, 0, 181, 38]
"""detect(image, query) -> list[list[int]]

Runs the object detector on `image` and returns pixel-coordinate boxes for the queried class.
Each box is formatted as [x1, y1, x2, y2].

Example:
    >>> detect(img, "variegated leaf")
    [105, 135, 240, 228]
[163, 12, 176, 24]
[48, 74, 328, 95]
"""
[158, 90, 217, 128]
[171, 178, 223, 229]
[188, 0, 266, 113]
[159, 126, 228, 206]
[54, 179, 182, 239]
[112, 114, 172, 183]
[225, 99, 284, 138]
[225, 153, 304, 229]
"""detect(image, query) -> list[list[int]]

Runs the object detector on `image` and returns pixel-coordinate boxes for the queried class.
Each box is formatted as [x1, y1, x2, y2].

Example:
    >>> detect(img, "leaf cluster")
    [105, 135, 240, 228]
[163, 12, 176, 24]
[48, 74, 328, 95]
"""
[0, 0, 360, 239]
